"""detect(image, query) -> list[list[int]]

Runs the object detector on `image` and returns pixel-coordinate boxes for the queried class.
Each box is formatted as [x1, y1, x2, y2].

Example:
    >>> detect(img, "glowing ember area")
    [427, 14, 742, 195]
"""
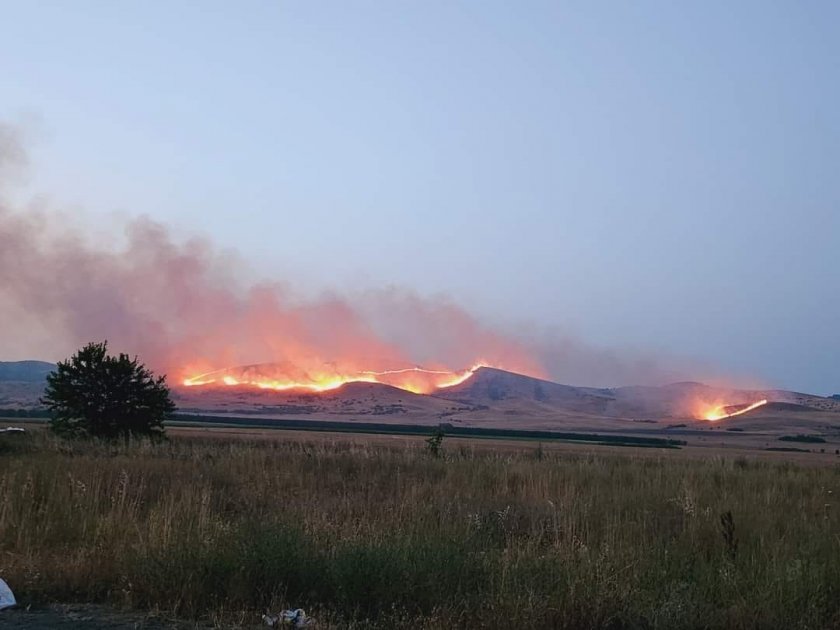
[181, 363, 487, 395]
[701, 399, 769, 421]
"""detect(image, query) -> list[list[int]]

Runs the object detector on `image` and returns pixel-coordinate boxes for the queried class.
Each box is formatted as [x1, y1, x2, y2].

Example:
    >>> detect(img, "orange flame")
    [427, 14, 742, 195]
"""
[701, 399, 768, 421]
[181, 362, 487, 395]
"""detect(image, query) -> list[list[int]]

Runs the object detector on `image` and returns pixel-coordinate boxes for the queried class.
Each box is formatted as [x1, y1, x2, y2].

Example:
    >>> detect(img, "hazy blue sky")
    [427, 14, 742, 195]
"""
[1, 1, 838, 392]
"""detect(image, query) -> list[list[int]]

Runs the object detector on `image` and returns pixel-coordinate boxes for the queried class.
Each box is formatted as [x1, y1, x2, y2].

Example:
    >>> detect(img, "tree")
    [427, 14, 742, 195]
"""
[42, 341, 174, 438]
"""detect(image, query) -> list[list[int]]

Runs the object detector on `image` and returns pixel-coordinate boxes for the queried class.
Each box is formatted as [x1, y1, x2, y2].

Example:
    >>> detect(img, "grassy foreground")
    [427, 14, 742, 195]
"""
[2, 431, 840, 628]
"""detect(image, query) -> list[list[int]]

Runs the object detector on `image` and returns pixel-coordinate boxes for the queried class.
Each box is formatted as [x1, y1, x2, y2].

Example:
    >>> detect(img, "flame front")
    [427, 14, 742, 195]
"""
[701, 399, 768, 421]
[181, 363, 486, 395]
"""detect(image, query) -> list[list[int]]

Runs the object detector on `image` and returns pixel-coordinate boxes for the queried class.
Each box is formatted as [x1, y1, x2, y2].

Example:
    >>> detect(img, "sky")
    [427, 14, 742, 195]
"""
[0, 1, 838, 393]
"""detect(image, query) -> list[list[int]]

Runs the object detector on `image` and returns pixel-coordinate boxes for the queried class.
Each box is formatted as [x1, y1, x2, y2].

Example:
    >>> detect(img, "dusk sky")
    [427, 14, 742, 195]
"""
[1, 1, 838, 393]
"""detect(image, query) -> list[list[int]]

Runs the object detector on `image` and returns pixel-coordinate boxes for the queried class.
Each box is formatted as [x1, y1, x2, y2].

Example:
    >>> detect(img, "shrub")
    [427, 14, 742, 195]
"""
[425, 428, 445, 458]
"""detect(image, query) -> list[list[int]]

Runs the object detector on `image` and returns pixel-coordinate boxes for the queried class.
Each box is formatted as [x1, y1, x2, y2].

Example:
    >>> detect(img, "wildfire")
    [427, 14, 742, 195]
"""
[701, 399, 769, 421]
[181, 363, 487, 395]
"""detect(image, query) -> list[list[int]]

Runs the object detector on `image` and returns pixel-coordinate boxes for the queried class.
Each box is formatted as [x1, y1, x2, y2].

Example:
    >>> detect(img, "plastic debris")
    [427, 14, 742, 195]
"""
[0, 578, 16, 610]
[262, 608, 313, 627]
[0, 427, 25, 433]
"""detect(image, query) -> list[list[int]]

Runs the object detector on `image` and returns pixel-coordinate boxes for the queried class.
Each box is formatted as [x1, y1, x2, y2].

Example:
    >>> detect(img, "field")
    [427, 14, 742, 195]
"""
[2, 428, 840, 628]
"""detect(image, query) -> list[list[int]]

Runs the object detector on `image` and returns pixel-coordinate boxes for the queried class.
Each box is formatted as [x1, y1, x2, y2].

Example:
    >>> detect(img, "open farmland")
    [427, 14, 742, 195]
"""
[3, 429, 840, 628]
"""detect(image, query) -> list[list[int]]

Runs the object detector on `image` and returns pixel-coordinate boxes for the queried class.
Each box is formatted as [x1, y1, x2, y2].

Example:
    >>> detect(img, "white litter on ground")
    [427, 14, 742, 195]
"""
[0, 578, 16, 610]
[0, 427, 25, 433]
[262, 608, 313, 627]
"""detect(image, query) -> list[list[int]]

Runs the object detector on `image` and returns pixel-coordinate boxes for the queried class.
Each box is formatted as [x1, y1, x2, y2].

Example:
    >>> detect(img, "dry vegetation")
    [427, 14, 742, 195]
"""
[2, 430, 840, 628]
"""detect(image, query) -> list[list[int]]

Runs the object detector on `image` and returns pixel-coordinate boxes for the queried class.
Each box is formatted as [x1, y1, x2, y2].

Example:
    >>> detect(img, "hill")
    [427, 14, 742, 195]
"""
[436, 370, 840, 420]
[174, 379, 461, 424]
[436, 366, 613, 414]
[0, 361, 55, 410]
[0, 360, 55, 382]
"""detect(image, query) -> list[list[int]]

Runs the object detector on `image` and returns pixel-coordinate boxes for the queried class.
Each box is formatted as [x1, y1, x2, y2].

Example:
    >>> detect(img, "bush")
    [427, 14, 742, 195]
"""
[425, 428, 445, 458]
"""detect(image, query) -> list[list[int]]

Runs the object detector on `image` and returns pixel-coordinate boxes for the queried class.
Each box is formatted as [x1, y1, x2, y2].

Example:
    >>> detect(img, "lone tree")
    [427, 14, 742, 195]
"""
[42, 341, 174, 438]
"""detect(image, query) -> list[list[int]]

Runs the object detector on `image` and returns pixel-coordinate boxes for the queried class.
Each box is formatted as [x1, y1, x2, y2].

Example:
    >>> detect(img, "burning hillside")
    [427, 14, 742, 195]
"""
[182, 362, 486, 395]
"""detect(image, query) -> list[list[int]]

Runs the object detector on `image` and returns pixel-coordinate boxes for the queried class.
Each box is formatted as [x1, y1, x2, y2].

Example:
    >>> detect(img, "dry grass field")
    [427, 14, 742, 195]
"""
[2, 428, 840, 628]
[165, 425, 840, 467]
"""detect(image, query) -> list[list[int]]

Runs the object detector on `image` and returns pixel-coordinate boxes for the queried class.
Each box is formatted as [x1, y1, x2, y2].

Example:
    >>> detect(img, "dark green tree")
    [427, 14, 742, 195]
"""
[42, 341, 174, 438]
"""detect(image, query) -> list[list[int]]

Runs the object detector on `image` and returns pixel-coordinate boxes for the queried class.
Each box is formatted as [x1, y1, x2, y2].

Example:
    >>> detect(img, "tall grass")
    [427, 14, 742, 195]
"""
[2, 431, 840, 628]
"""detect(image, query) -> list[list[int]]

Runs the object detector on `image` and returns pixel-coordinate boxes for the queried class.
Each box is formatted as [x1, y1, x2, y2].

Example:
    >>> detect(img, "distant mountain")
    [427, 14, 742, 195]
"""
[0, 361, 54, 409]
[0, 361, 55, 382]
[435, 367, 613, 414]
[435, 368, 840, 422]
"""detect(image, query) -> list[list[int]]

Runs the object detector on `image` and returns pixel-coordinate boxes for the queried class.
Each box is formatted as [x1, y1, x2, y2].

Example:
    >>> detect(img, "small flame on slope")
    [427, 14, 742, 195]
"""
[702, 399, 768, 421]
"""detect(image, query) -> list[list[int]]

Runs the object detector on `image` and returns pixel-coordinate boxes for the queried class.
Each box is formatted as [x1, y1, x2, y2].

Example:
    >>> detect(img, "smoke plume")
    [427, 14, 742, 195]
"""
[0, 122, 730, 388]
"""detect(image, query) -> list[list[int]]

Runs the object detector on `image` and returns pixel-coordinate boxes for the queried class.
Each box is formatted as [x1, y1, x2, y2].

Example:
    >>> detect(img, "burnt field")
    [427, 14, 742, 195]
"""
[3, 428, 840, 628]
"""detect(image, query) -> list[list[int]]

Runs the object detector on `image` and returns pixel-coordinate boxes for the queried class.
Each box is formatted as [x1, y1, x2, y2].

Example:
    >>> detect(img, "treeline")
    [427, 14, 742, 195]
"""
[779, 434, 826, 444]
